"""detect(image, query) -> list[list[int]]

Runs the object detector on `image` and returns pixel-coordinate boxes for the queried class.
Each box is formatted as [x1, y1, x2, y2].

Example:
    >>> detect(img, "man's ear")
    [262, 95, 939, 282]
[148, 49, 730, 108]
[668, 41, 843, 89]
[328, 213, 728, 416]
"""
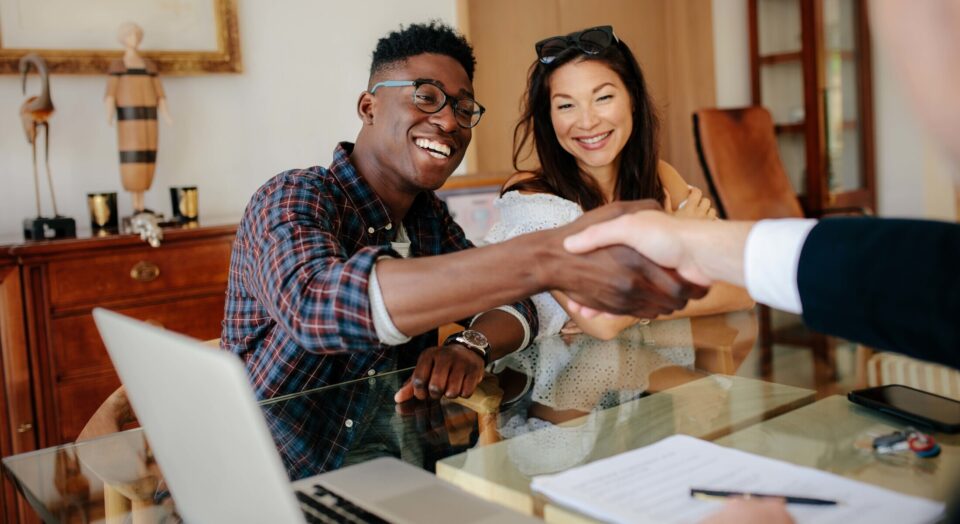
[357, 91, 376, 125]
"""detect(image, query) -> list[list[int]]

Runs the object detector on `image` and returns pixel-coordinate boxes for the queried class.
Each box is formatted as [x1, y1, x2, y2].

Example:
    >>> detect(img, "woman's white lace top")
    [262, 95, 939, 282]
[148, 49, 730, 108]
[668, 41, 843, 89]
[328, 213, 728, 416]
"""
[483, 192, 584, 340]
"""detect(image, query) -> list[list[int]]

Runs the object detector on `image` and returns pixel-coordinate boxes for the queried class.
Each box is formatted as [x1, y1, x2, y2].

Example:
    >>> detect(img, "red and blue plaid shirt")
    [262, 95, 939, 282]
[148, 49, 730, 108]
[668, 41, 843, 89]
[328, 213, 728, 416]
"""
[221, 142, 538, 475]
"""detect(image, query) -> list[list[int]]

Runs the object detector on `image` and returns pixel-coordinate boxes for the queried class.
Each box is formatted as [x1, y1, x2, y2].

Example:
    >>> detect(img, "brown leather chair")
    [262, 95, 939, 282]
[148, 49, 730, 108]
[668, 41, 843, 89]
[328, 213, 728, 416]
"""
[692, 107, 805, 221]
[692, 106, 839, 385]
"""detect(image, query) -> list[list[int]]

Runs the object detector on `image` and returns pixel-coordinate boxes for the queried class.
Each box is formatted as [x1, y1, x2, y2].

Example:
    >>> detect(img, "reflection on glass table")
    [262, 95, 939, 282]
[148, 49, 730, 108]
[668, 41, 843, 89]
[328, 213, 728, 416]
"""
[3, 310, 818, 523]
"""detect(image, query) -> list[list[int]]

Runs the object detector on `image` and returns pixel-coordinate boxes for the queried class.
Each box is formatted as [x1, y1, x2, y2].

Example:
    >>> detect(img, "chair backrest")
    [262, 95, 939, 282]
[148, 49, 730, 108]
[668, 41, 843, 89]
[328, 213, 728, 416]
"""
[693, 106, 805, 220]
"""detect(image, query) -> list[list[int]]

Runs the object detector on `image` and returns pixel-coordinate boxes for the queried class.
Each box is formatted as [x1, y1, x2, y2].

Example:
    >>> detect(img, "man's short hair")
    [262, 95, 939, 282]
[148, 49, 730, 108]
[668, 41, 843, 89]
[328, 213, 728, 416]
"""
[370, 21, 476, 82]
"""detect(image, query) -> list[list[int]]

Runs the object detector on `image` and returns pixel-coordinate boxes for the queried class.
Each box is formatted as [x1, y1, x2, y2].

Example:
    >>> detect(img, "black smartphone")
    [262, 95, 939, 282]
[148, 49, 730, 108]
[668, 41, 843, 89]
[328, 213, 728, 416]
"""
[848, 384, 960, 433]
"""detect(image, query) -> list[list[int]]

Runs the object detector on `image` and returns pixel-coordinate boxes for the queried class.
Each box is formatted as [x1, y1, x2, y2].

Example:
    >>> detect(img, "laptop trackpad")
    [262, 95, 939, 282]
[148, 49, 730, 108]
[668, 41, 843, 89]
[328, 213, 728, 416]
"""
[377, 485, 497, 524]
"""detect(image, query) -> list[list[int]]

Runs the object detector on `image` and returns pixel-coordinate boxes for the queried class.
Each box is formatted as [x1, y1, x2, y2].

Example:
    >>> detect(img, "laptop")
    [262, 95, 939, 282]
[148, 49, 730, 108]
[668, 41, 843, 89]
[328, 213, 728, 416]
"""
[93, 308, 538, 524]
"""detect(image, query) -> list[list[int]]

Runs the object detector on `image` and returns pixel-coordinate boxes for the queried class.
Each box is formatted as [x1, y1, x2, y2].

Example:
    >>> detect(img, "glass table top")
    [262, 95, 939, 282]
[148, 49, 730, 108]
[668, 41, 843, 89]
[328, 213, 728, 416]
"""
[0, 310, 851, 522]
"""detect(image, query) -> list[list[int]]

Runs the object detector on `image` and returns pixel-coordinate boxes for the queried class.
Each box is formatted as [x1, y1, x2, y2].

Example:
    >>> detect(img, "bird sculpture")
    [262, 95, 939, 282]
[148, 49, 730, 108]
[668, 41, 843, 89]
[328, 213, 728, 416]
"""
[19, 53, 60, 219]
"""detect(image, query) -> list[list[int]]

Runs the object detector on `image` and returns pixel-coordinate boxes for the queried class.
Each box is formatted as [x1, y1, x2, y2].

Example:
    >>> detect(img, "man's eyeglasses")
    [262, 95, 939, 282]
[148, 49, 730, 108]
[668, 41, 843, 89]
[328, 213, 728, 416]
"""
[369, 79, 486, 129]
[535, 25, 618, 65]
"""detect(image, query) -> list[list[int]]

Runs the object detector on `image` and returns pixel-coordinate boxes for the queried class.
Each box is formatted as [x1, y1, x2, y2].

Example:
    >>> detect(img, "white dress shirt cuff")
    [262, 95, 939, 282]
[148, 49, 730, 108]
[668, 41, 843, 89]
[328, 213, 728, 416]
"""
[369, 261, 412, 346]
[744, 219, 818, 314]
[470, 306, 532, 352]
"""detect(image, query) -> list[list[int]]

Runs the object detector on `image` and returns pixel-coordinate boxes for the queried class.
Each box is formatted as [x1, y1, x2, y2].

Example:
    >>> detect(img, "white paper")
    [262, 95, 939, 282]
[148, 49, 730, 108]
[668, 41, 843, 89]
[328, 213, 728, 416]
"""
[531, 435, 945, 524]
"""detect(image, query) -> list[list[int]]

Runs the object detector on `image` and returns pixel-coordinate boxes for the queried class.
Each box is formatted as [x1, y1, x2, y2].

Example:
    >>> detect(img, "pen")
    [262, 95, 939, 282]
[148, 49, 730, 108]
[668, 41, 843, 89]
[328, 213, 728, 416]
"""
[690, 488, 838, 506]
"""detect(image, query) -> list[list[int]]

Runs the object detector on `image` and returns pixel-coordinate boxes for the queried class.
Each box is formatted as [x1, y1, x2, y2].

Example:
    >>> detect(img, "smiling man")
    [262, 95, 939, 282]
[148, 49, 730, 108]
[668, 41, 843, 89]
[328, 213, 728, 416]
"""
[221, 22, 705, 474]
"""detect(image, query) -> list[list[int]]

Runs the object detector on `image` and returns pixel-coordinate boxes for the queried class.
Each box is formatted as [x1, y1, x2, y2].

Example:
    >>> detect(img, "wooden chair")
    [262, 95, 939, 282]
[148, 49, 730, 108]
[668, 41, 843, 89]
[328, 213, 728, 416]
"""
[692, 107, 862, 385]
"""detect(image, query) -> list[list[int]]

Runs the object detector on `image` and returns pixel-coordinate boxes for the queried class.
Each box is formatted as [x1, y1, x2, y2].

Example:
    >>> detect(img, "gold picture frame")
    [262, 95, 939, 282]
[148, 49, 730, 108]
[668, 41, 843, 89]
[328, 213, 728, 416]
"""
[0, 0, 241, 75]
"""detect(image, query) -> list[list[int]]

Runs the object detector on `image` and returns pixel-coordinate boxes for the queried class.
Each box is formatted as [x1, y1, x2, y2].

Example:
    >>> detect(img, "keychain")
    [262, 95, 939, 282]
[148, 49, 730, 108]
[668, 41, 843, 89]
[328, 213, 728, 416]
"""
[870, 428, 941, 458]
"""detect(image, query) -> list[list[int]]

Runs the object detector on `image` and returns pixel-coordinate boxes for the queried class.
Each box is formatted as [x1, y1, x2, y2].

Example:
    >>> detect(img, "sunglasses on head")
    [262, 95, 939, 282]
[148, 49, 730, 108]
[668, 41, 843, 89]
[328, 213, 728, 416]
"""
[535, 26, 618, 65]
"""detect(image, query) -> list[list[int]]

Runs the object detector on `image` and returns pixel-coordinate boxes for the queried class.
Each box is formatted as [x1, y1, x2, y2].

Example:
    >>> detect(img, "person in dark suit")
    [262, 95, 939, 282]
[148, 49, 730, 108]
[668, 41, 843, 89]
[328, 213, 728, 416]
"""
[563, 2, 960, 522]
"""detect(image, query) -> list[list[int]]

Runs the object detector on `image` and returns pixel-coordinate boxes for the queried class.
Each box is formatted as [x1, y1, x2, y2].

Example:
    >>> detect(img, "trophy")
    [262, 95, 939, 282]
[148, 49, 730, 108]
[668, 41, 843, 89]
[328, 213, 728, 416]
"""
[19, 54, 75, 240]
[87, 192, 119, 235]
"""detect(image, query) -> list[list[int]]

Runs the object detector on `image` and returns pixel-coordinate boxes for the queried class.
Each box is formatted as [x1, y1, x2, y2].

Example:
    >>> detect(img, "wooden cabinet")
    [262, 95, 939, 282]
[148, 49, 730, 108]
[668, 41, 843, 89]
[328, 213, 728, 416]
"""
[0, 254, 30, 524]
[0, 223, 235, 522]
[749, 0, 876, 214]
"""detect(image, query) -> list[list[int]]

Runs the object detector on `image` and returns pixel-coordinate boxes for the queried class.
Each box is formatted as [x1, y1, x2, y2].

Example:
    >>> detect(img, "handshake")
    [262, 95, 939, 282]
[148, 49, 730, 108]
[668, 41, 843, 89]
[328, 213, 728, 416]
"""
[545, 200, 750, 319]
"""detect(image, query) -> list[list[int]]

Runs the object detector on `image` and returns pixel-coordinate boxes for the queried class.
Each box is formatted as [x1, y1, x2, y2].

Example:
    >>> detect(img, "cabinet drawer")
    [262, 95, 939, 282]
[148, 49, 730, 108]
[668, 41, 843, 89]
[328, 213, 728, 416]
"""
[50, 294, 226, 381]
[47, 239, 232, 308]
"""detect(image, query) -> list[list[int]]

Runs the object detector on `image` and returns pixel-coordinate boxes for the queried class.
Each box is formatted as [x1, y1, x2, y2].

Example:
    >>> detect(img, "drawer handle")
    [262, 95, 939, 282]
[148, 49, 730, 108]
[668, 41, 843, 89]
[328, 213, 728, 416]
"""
[130, 261, 160, 282]
[17, 422, 32, 433]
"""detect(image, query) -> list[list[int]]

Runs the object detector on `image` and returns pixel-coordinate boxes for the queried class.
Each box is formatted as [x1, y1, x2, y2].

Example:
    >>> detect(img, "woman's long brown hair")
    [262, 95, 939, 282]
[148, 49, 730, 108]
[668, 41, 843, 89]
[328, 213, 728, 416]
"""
[509, 37, 664, 210]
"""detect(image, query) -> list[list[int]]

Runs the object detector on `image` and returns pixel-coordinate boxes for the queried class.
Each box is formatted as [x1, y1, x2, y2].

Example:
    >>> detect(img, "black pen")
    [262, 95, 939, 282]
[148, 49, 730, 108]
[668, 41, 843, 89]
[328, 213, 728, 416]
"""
[690, 488, 838, 506]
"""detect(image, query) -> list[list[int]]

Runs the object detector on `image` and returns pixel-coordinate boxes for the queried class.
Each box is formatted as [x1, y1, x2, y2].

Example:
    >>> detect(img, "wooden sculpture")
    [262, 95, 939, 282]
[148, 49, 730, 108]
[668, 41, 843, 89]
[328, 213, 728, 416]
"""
[20, 53, 58, 218]
[20, 54, 75, 240]
[105, 22, 172, 213]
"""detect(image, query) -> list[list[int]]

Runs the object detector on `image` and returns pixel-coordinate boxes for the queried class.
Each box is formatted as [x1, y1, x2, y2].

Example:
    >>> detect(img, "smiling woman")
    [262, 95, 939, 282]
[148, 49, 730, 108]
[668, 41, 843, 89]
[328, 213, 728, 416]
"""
[483, 25, 754, 341]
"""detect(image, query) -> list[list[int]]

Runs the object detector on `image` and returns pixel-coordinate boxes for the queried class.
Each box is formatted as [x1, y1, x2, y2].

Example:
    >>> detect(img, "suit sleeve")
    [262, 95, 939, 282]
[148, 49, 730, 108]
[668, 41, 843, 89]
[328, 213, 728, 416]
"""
[797, 217, 960, 369]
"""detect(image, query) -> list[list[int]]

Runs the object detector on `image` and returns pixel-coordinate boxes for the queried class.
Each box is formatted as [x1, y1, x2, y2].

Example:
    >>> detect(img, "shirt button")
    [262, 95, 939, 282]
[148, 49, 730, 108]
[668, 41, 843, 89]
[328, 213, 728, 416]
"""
[385, 223, 393, 231]
[367, 369, 377, 376]
[344, 419, 354, 428]
[367, 227, 375, 234]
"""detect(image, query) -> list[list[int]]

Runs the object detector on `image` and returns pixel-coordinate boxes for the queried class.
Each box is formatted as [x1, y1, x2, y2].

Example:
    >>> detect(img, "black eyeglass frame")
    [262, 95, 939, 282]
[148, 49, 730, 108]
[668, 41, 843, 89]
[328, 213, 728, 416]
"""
[535, 25, 619, 65]
[368, 79, 486, 129]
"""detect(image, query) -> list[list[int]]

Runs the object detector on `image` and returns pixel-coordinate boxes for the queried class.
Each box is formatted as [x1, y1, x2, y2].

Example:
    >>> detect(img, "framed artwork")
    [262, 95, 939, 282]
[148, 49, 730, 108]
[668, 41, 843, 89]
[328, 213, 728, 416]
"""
[438, 185, 502, 245]
[0, 0, 240, 74]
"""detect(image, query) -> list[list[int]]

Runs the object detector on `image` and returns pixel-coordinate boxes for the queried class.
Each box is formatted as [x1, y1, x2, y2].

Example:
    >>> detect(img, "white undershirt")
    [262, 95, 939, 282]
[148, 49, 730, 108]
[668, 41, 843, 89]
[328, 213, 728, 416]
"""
[743, 219, 818, 314]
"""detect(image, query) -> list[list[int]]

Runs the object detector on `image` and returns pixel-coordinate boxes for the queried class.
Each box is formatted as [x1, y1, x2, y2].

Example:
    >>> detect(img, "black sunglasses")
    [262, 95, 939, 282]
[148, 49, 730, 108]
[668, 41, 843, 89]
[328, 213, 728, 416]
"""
[535, 26, 618, 65]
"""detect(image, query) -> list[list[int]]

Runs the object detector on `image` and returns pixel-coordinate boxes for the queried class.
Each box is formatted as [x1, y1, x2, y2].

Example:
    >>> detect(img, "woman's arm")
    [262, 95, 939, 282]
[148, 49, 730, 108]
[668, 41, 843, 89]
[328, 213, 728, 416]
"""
[658, 281, 754, 320]
[550, 290, 638, 340]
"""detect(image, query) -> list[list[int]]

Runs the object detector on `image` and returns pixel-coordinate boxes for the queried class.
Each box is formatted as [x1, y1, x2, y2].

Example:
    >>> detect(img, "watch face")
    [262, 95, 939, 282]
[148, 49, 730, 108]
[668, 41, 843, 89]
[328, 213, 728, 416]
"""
[461, 330, 489, 348]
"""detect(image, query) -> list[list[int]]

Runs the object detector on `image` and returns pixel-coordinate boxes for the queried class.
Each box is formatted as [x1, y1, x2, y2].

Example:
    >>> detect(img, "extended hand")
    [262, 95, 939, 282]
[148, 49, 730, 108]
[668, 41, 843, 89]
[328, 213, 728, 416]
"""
[394, 344, 485, 403]
[542, 202, 709, 318]
[566, 210, 712, 285]
[563, 210, 755, 317]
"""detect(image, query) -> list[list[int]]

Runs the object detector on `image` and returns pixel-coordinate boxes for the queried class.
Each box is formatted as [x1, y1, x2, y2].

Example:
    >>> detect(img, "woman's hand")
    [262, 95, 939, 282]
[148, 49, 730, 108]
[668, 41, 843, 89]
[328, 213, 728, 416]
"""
[559, 319, 584, 336]
[673, 186, 717, 220]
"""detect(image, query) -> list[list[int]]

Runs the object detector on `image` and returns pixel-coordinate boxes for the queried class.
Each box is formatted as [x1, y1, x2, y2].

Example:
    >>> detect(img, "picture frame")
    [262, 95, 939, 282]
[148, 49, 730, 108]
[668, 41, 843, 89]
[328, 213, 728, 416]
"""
[0, 0, 241, 75]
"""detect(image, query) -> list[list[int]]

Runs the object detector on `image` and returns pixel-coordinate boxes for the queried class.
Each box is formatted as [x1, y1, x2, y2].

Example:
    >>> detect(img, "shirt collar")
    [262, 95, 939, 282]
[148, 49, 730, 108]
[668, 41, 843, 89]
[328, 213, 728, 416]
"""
[329, 142, 443, 227]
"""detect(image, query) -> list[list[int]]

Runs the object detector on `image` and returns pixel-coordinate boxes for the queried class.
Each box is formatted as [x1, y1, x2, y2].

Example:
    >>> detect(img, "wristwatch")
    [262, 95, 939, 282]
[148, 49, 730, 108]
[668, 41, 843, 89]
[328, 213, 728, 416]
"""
[443, 330, 490, 364]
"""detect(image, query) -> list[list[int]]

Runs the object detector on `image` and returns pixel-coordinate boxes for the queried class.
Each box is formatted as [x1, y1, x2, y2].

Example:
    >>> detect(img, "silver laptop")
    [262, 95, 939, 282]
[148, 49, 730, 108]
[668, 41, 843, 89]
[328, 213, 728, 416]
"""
[93, 308, 537, 524]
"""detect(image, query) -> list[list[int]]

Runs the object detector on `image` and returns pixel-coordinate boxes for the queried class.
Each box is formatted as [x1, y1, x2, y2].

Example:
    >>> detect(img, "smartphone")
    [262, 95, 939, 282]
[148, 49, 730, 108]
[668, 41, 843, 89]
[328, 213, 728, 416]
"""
[848, 385, 960, 433]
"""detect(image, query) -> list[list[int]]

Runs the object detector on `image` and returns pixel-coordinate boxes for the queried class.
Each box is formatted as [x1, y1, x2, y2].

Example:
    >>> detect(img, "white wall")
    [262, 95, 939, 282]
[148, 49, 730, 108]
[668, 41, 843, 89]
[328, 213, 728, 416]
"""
[869, 9, 957, 220]
[0, 0, 457, 238]
[710, 0, 956, 219]
[712, 0, 751, 108]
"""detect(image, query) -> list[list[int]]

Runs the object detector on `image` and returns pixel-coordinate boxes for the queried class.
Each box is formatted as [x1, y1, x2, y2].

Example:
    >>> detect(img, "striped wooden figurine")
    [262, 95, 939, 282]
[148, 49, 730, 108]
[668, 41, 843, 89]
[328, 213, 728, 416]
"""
[105, 23, 170, 213]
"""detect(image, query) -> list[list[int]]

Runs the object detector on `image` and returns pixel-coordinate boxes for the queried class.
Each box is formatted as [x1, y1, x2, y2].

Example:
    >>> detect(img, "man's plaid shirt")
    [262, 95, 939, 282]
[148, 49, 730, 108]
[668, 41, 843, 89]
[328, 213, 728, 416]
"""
[221, 142, 538, 476]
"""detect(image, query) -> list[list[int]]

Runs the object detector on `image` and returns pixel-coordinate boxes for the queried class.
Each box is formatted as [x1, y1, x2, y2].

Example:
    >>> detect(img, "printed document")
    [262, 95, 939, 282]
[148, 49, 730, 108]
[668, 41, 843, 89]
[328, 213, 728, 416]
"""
[531, 435, 944, 524]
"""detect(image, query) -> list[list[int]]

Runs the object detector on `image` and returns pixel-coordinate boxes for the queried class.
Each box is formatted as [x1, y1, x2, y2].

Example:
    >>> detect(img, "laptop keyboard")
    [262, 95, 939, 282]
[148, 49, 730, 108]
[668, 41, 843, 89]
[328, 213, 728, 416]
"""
[296, 484, 391, 524]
